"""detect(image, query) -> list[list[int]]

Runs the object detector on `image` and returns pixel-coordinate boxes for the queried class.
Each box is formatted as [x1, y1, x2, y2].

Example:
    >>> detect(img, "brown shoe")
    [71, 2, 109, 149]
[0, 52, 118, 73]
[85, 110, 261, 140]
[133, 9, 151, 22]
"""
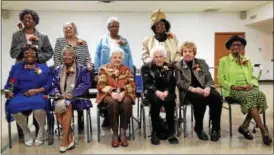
[112, 140, 120, 148]
[120, 138, 128, 147]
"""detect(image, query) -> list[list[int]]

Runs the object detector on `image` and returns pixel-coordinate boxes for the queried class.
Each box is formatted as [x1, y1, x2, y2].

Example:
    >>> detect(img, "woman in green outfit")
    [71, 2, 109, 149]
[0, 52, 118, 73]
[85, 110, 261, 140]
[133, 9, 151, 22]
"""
[218, 35, 272, 146]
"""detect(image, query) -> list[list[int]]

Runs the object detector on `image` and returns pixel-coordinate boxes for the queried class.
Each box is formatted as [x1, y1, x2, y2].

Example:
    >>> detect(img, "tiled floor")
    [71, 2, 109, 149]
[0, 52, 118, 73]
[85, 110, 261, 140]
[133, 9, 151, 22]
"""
[1, 83, 273, 154]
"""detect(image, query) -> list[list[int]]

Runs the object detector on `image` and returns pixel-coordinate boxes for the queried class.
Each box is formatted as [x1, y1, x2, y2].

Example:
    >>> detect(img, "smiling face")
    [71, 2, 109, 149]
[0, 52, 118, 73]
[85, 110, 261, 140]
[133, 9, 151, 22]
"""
[22, 14, 35, 28]
[155, 21, 166, 34]
[182, 47, 195, 62]
[153, 50, 165, 67]
[63, 49, 75, 65]
[24, 48, 37, 64]
[108, 21, 119, 36]
[230, 41, 243, 56]
[63, 23, 77, 38]
[110, 51, 123, 67]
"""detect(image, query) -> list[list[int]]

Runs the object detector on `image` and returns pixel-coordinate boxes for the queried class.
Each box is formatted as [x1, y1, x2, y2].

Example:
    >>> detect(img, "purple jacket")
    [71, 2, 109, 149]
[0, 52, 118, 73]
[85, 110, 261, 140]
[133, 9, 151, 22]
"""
[50, 63, 92, 110]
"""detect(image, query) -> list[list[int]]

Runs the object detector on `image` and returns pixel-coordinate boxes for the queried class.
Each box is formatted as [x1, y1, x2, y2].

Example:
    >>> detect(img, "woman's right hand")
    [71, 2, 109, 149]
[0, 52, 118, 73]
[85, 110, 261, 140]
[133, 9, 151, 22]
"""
[231, 85, 244, 91]
[5, 91, 13, 99]
[190, 87, 204, 94]
[111, 92, 119, 100]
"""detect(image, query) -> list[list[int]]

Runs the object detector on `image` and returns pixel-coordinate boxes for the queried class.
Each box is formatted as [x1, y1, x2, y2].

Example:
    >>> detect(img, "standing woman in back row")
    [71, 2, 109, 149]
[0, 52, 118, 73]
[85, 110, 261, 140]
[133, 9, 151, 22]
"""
[9, 8, 53, 140]
[53, 21, 93, 133]
[142, 9, 181, 65]
[94, 17, 134, 129]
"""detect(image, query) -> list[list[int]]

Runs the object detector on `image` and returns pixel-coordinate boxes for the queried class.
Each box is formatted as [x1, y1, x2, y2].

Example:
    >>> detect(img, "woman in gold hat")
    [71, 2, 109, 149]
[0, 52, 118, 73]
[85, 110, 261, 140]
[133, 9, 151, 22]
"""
[142, 9, 181, 64]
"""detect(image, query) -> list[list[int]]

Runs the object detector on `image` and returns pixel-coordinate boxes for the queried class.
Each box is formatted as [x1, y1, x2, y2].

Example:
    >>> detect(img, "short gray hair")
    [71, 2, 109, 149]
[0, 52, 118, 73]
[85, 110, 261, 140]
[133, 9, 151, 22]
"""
[106, 17, 120, 28]
[110, 47, 124, 58]
[150, 45, 167, 59]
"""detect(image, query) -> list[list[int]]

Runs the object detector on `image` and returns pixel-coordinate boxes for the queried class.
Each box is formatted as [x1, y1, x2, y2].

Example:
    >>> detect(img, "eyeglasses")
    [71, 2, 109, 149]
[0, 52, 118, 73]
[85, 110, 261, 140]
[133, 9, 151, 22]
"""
[231, 44, 243, 47]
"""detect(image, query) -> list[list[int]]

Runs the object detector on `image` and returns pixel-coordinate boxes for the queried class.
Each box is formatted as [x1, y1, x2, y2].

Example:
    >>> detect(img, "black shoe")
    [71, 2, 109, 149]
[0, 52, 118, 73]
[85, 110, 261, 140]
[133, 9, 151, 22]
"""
[195, 130, 209, 140]
[168, 136, 179, 144]
[151, 133, 160, 145]
[238, 127, 253, 140]
[102, 117, 110, 129]
[262, 135, 272, 146]
[210, 130, 220, 141]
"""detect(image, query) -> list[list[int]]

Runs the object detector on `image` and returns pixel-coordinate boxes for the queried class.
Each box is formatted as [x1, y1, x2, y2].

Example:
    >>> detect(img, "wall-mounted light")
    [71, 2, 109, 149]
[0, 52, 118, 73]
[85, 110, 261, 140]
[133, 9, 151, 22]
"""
[99, 0, 114, 3]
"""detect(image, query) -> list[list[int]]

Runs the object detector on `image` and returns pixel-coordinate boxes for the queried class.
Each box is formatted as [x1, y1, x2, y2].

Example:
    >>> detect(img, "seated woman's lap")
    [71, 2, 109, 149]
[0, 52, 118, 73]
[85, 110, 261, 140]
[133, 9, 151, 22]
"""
[8, 93, 47, 114]
[101, 95, 133, 109]
[185, 88, 222, 106]
[230, 88, 267, 114]
[147, 93, 176, 112]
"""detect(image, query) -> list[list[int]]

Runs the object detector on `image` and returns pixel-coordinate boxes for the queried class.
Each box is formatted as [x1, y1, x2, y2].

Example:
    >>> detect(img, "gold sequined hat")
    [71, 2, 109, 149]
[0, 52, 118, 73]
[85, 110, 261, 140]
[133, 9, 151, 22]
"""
[150, 9, 166, 26]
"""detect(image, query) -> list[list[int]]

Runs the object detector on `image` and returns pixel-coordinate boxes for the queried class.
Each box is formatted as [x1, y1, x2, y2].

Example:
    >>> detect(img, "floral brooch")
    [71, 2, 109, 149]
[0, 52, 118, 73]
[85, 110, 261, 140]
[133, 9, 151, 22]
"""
[193, 64, 202, 72]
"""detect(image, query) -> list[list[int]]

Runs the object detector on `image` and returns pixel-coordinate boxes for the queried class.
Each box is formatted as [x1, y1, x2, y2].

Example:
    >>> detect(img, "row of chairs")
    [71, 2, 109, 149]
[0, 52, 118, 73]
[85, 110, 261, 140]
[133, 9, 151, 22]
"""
[6, 64, 267, 149]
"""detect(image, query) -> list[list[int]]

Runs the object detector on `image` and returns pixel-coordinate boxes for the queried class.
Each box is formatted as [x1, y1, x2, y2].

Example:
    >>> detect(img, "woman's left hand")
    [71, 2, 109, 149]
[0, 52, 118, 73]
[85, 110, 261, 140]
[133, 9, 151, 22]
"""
[87, 64, 93, 72]
[23, 89, 39, 96]
[244, 84, 253, 91]
[202, 87, 211, 97]
[64, 93, 73, 100]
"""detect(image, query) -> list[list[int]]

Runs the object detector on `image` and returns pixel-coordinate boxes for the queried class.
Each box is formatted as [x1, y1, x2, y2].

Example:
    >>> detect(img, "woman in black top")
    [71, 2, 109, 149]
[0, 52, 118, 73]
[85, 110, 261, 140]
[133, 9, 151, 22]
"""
[141, 45, 179, 145]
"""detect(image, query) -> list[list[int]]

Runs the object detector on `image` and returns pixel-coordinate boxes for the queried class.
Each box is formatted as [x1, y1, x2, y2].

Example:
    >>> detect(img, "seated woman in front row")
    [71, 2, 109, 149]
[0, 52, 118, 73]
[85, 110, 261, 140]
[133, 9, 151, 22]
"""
[175, 41, 223, 141]
[96, 47, 136, 148]
[218, 35, 272, 145]
[141, 46, 179, 145]
[51, 46, 92, 153]
[4, 44, 52, 147]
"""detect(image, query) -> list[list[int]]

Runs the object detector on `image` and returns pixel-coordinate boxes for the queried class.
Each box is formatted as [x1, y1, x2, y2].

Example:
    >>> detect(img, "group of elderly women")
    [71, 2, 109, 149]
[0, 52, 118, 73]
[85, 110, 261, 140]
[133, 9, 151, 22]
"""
[3, 7, 272, 153]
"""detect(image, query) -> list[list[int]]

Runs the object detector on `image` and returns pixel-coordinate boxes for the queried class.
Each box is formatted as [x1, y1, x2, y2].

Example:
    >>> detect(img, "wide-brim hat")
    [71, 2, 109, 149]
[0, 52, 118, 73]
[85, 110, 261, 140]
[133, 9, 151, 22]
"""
[151, 9, 166, 26]
[225, 35, 247, 49]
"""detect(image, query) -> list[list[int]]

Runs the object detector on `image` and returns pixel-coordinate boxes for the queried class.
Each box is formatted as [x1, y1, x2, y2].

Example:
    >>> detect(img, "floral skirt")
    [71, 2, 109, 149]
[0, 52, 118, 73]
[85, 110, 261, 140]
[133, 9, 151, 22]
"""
[230, 88, 268, 114]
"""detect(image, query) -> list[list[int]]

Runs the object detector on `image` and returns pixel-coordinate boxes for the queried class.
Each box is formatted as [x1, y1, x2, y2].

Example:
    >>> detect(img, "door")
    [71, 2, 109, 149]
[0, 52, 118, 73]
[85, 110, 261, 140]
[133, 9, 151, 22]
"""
[214, 32, 245, 86]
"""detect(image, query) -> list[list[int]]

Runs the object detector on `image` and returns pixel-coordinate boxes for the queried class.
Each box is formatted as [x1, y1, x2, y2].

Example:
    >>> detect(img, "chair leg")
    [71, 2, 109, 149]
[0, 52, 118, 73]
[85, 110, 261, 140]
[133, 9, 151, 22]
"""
[174, 108, 179, 136]
[142, 105, 146, 139]
[183, 105, 188, 138]
[191, 105, 193, 123]
[131, 117, 135, 140]
[47, 113, 54, 145]
[208, 111, 211, 129]
[137, 97, 140, 118]
[88, 109, 93, 136]
[139, 103, 143, 130]
[128, 118, 132, 139]
[97, 108, 101, 142]
[8, 121, 12, 148]
[86, 110, 90, 143]
[229, 104, 232, 138]
[73, 111, 79, 144]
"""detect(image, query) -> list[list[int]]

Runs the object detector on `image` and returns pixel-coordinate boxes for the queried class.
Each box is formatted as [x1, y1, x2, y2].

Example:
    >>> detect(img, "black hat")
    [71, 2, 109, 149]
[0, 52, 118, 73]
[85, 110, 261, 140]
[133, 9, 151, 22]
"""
[225, 35, 247, 50]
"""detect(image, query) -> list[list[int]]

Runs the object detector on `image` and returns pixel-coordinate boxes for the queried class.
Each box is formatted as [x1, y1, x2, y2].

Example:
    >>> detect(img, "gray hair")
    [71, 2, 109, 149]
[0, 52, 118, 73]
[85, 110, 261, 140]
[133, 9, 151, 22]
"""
[106, 17, 120, 28]
[110, 47, 124, 58]
[62, 46, 76, 57]
[150, 45, 167, 59]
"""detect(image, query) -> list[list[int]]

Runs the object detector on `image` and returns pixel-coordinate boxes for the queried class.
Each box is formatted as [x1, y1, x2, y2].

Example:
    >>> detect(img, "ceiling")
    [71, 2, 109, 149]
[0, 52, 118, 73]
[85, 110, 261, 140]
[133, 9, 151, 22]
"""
[1, 1, 270, 13]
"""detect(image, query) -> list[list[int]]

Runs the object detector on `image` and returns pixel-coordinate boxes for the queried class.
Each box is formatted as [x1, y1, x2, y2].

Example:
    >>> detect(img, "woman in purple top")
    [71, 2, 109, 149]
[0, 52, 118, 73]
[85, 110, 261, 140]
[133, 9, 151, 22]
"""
[50, 46, 91, 153]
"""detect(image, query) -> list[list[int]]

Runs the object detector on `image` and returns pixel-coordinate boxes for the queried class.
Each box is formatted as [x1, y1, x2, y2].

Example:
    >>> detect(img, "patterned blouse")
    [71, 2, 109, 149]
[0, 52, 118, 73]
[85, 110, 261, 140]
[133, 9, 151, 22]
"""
[96, 63, 136, 104]
[53, 37, 91, 67]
